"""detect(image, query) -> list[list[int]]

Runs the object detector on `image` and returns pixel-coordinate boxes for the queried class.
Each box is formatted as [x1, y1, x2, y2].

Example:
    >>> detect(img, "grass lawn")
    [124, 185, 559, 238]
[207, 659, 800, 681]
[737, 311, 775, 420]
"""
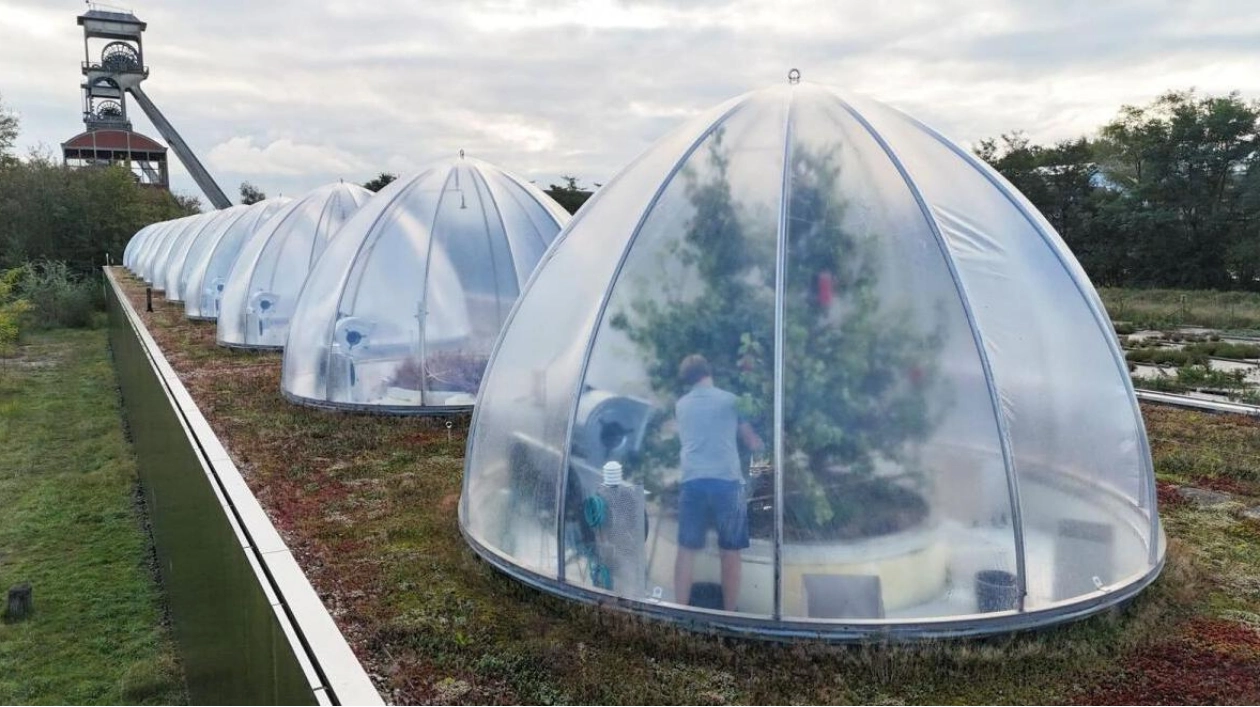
[0, 327, 185, 704]
[116, 269, 1260, 705]
[1100, 286, 1260, 333]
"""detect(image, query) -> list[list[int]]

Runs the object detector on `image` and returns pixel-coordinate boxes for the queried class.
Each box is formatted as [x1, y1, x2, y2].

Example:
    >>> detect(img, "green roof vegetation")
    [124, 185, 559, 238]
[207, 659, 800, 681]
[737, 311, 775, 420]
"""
[113, 268, 1260, 705]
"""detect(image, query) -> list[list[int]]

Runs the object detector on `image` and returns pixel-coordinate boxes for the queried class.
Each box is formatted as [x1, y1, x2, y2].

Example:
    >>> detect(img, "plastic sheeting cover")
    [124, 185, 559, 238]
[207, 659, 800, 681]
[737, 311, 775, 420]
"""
[458, 81, 1162, 638]
[280, 156, 570, 412]
[217, 184, 372, 349]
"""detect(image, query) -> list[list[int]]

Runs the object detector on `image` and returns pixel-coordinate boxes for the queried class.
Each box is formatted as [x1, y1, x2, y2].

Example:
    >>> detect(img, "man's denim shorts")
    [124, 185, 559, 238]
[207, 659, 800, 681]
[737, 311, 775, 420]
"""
[678, 478, 749, 551]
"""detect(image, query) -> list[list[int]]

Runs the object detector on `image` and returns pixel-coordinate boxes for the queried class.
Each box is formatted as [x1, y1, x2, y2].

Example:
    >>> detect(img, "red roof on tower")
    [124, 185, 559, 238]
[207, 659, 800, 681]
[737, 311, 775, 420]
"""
[61, 129, 165, 152]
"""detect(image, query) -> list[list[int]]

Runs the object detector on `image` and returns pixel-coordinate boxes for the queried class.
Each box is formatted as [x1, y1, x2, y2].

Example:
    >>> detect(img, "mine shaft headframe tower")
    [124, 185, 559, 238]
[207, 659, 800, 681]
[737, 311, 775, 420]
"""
[75, 3, 232, 208]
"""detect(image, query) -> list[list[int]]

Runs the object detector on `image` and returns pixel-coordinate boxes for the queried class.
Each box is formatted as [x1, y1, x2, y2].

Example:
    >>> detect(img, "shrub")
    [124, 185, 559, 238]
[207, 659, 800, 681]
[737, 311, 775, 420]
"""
[1125, 348, 1205, 366]
[0, 268, 31, 354]
[1113, 322, 1135, 335]
[1174, 364, 1248, 390]
[1131, 373, 1185, 392]
[13, 260, 102, 329]
[1184, 341, 1260, 359]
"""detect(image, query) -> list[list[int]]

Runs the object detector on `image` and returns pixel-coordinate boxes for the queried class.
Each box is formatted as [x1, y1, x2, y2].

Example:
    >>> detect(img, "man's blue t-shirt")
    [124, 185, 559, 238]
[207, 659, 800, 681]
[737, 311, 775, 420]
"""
[676, 384, 742, 483]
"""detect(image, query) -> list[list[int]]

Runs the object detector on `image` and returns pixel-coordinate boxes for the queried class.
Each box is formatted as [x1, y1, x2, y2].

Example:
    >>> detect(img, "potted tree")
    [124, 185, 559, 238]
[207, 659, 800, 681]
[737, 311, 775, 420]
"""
[612, 131, 951, 610]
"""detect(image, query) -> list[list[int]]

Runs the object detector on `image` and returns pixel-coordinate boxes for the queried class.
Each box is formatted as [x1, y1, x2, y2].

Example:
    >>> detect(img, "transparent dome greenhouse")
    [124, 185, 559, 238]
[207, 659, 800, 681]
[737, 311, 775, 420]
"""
[128, 218, 173, 277]
[170, 204, 252, 305]
[281, 156, 571, 413]
[126, 219, 162, 274]
[154, 214, 217, 292]
[459, 80, 1164, 639]
[137, 217, 194, 283]
[136, 215, 197, 284]
[164, 207, 245, 302]
[123, 222, 160, 271]
[184, 198, 292, 320]
[218, 183, 372, 350]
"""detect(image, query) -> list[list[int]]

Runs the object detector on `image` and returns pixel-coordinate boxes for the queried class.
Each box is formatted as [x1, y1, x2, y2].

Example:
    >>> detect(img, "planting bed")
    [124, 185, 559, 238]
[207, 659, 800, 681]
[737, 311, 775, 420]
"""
[1120, 326, 1260, 405]
[114, 268, 1260, 704]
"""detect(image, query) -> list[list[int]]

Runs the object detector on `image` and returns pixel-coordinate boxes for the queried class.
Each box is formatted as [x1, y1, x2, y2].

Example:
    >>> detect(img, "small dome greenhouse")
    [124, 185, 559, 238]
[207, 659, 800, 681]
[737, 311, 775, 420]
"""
[137, 215, 195, 284]
[217, 183, 372, 349]
[163, 207, 244, 302]
[458, 80, 1164, 639]
[280, 156, 570, 413]
[183, 198, 292, 320]
[154, 215, 214, 291]
[171, 204, 251, 306]
[129, 218, 173, 278]
[124, 223, 161, 271]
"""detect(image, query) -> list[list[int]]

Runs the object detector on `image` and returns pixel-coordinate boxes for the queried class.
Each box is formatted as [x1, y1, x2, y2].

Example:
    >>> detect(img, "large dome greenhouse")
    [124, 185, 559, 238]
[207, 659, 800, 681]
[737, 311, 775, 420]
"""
[458, 80, 1164, 638]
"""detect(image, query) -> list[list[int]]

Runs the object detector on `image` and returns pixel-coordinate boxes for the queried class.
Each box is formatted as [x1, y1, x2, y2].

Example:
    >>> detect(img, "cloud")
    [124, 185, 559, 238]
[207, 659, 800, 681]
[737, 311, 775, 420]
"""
[207, 136, 367, 177]
[2, 0, 1256, 204]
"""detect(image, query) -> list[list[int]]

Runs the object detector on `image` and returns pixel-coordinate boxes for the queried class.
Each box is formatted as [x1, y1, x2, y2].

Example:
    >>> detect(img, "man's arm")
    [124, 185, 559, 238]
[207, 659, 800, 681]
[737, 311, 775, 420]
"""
[738, 421, 764, 453]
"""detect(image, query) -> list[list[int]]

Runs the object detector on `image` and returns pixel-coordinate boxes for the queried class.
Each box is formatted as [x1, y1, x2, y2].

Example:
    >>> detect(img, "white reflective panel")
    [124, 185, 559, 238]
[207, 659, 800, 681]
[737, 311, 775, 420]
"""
[459, 81, 1162, 638]
[186, 198, 291, 320]
[218, 184, 372, 349]
[280, 157, 569, 415]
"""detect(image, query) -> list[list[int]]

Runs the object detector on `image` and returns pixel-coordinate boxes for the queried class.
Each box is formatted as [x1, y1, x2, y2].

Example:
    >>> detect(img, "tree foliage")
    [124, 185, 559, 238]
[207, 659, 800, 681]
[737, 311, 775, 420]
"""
[0, 95, 198, 273]
[0, 267, 31, 354]
[0, 152, 198, 273]
[544, 175, 594, 215]
[362, 172, 397, 192]
[0, 92, 17, 169]
[239, 181, 267, 205]
[979, 90, 1260, 290]
[10, 260, 103, 329]
[612, 131, 942, 535]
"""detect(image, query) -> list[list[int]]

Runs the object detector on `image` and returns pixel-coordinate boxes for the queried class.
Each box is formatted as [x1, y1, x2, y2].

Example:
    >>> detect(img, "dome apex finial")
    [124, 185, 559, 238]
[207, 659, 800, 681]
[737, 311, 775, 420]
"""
[788, 68, 801, 85]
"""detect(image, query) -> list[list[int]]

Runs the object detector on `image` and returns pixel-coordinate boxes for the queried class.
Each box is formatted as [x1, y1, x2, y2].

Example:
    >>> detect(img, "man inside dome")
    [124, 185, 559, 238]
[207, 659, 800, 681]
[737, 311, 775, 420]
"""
[673, 354, 764, 611]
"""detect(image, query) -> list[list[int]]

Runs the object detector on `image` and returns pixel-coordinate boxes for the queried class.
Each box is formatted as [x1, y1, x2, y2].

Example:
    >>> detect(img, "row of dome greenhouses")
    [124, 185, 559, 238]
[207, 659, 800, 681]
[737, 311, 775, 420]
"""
[120, 78, 1164, 642]
[124, 158, 569, 412]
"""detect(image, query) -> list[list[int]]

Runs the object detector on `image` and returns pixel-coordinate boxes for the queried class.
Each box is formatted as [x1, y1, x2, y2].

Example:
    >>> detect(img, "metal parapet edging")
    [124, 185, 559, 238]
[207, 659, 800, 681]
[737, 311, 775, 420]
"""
[105, 268, 383, 706]
[1135, 388, 1260, 416]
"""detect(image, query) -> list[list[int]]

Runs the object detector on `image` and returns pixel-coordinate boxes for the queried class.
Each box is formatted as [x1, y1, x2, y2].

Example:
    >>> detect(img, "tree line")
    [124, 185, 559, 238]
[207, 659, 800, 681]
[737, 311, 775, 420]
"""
[977, 90, 1260, 290]
[0, 93, 199, 274]
[3, 89, 1256, 289]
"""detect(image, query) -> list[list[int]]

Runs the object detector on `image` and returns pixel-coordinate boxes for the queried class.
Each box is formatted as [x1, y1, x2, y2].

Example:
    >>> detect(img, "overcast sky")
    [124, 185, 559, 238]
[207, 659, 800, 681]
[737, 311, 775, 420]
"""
[1, 0, 1256, 208]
